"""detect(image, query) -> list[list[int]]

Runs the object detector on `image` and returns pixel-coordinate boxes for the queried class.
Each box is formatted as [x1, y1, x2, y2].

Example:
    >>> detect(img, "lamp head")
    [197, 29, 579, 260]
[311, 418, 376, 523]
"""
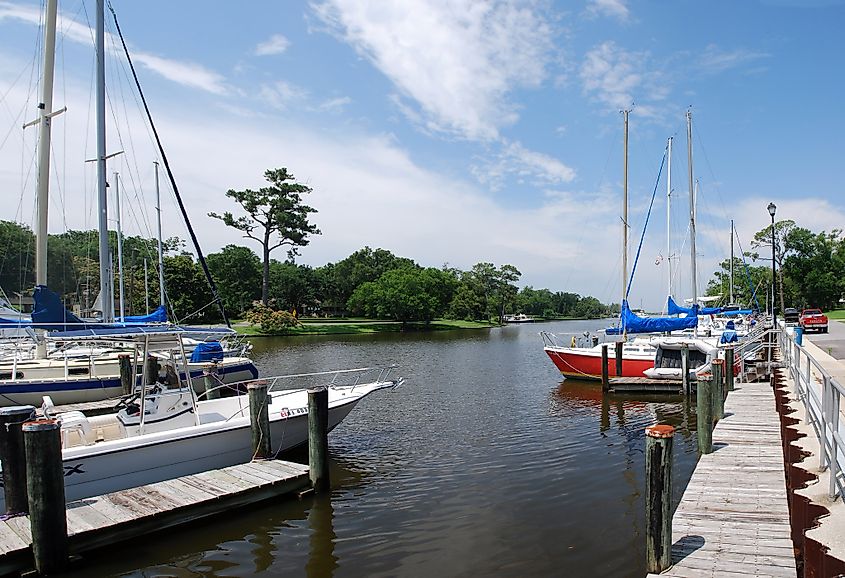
[767, 202, 777, 218]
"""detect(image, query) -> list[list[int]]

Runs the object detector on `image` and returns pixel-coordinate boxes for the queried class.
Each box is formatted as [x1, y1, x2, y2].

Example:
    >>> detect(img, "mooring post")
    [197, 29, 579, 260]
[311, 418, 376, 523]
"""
[645, 424, 675, 574]
[145, 354, 160, 385]
[696, 376, 713, 454]
[712, 359, 725, 421]
[118, 354, 133, 396]
[203, 363, 221, 400]
[248, 381, 271, 459]
[0, 406, 35, 515]
[308, 387, 330, 493]
[615, 341, 623, 377]
[726, 347, 735, 392]
[680, 344, 690, 395]
[24, 420, 67, 575]
[601, 344, 610, 392]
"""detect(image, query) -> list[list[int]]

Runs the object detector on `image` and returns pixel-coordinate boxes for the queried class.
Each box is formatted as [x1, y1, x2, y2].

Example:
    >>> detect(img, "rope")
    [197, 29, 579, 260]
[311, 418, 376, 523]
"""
[625, 148, 667, 301]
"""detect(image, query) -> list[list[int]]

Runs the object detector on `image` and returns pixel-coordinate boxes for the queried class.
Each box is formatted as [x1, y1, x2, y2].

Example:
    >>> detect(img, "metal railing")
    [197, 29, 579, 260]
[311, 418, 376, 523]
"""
[779, 329, 845, 500]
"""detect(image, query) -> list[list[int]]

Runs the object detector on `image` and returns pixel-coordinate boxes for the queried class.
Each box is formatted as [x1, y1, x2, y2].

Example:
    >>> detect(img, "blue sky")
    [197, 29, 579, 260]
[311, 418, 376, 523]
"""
[1, 0, 844, 310]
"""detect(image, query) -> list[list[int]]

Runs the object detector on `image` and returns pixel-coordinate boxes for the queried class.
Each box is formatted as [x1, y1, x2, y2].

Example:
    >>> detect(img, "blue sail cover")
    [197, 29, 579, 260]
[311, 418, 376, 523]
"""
[607, 300, 699, 335]
[667, 295, 722, 316]
[31, 285, 100, 331]
[0, 317, 30, 326]
[123, 305, 167, 324]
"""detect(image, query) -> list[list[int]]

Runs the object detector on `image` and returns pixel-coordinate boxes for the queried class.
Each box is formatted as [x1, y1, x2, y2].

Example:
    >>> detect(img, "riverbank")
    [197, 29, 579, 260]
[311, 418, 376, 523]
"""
[233, 318, 500, 336]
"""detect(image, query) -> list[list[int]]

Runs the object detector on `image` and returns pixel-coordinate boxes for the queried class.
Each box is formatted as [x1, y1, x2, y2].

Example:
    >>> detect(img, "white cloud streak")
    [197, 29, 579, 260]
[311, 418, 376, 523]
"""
[255, 33, 291, 56]
[586, 0, 630, 21]
[698, 44, 769, 74]
[311, 0, 556, 141]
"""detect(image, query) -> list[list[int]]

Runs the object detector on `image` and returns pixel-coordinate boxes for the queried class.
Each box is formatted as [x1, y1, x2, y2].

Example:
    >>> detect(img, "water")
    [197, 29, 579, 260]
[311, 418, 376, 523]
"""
[65, 320, 700, 577]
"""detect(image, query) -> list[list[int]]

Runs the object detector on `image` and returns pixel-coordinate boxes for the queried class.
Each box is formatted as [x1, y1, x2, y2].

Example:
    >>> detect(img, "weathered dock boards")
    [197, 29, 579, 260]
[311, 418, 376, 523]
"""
[647, 378, 796, 577]
[0, 459, 309, 575]
[609, 377, 684, 394]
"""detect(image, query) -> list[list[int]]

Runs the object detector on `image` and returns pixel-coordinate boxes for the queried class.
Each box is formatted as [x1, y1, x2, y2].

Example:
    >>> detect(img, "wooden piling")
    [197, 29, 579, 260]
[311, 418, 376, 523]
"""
[645, 424, 675, 574]
[712, 359, 725, 421]
[0, 406, 35, 515]
[203, 363, 221, 400]
[248, 382, 271, 459]
[308, 387, 330, 493]
[23, 420, 67, 575]
[726, 347, 735, 392]
[696, 376, 713, 454]
[118, 354, 133, 396]
[615, 341, 623, 377]
[601, 345, 610, 392]
[145, 355, 160, 385]
[680, 344, 690, 395]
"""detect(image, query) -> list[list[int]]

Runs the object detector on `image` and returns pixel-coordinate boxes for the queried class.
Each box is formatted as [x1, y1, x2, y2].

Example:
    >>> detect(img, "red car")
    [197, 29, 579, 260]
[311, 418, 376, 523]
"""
[799, 309, 829, 333]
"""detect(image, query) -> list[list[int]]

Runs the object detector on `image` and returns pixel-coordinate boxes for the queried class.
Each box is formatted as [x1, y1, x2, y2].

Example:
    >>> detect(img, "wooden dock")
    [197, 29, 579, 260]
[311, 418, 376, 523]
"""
[647, 378, 796, 577]
[0, 459, 309, 575]
[609, 376, 685, 394]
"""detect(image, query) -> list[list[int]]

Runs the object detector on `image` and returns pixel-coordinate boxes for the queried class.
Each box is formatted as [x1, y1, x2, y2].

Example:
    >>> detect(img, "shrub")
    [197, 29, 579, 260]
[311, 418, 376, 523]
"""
[245, 305, 300, 333]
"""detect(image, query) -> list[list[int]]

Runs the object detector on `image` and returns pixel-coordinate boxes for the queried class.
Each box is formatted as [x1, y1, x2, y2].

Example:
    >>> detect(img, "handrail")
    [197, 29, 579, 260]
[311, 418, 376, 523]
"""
[779, 328, 845, 500]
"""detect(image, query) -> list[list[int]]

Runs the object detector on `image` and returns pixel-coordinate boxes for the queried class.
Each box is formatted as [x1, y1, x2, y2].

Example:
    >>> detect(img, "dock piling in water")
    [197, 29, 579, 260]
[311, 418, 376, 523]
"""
[0, 405, 35, 515]
[308, 387, 330, 493]
[203, 363, 221, 400]
[248, 382, 271, 459]
[24, 420, 67, 575]
[601, 345, 610, 392]
[726, 347, 735, 392]
[615, 341, 623, 376]
[680, 344, 690, 394]
[118, 354, 133, 395]
[696, 376, 713, 454]
[145, 355, 160, 385]
[645, 424, 674, 573]
[712, 359, 725, 421]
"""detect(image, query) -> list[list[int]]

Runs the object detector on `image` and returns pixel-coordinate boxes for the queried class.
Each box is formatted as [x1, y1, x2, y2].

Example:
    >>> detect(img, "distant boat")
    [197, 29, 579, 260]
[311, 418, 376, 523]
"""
[504, 313, 535, 324]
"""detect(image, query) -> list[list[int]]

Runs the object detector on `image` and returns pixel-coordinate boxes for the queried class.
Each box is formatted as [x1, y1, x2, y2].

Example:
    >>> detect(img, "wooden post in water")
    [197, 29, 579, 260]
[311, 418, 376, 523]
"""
[726, 347, 735, 392]
[645, 424, 675, 573]
[712, 360, 725, 421]
[248, 382, 271, 459]
[118, 354, 133, 395]
[308, 387, 330, 493]
[601, 345, 610, 392]
[0, 406, 35, 515]
[24, 420, 67, 574]
[680, 344, 690, 395]
[696, 376, 713, 454]
[145, 354, 160, 385]
[615, 341, 623, 377]
[203, 363, 221, 400]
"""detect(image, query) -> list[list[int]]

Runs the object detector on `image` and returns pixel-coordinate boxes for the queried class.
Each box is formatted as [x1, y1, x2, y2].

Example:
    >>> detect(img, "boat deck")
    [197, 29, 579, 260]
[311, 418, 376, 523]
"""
[646, 378, 796, 577]
[0, 459, 309, 575]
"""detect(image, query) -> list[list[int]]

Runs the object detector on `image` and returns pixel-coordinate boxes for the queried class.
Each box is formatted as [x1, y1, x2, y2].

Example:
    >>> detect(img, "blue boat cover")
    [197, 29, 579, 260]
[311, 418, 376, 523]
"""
[31, 285, 96, 331]
[667, 295, 722, 316]
[607, 300, 699, 334]
[123, 305, 167, 324]
[190, 341, 224, 363]
[721, 308, 753, 316]
[720, 330, 738, 343]
[0, 317, 30, 326]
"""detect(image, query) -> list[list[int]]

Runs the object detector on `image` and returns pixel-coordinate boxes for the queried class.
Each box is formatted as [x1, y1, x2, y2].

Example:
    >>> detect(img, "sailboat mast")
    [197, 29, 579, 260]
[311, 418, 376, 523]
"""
[115, 172, 125, 320]
[155, 161, 165, 307]
[622, 109, 629, 307]
[666, 136, 673, 302]
[730, 219, 735, 304]
[34, 0, 59, 287]
[96, 0, 112, 322]
[686, 110, 697, 310]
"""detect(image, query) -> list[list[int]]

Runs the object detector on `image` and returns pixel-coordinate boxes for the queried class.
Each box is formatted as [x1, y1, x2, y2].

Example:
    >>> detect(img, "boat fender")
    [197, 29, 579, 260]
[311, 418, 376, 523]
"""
[570, 336, 577, 348]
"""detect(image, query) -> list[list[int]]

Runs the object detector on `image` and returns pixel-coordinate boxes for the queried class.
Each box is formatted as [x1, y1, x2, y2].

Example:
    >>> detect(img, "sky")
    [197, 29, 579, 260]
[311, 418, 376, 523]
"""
[0, 0, 844, 311]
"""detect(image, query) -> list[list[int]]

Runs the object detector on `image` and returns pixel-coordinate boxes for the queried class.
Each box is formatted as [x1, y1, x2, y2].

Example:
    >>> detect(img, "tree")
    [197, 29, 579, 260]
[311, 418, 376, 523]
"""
[781, 228, 845, 309]
[705, 256, 771, 311]
[209, 168, 320, 305]
[207, 245, 262, 317]
[752, 219, 795, 316]
[268, 261, 318, 313]
[347, 267, 454, 327]
[163, 254, 219, 323]
[320, 247, 416, 311]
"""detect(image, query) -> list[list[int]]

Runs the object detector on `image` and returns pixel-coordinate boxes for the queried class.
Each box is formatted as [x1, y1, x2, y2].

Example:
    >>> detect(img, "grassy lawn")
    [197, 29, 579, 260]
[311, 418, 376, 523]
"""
[235, 318, 497, 336]
[827, 309, 845, 320]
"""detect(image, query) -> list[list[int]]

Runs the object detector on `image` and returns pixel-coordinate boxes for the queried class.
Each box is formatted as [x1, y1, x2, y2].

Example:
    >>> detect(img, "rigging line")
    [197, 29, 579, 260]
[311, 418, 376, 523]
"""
[107, 2, 229, 327]
[625, 148, 666, 301]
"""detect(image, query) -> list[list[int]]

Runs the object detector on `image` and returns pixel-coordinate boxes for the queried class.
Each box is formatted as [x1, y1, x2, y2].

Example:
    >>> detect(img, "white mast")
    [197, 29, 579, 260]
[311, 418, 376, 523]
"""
[155, 161, 165, 307]
[686, 110, 697, 310]
[730, 219, 735, 304]
[95, 0, 113, 322]
[144, 258, 150, 314]
[32, 0, 60, 287]
[666, 136, 673, 303]
[114, 172, 126, 320]
[622, 109, 629, 309]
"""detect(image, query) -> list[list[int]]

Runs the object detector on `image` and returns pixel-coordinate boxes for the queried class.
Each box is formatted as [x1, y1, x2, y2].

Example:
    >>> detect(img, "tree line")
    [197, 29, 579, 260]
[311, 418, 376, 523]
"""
[705, 220, 845, 312]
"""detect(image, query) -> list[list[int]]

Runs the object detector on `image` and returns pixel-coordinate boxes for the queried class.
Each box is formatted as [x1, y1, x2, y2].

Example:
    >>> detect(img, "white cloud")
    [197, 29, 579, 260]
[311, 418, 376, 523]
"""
[255, 34, 291, 56]
[311, 0, 557, 141]
[472, 140, 576, 190]
[699, 44, 769, 74]
[586, 0, 630, 21]
[315, 96, 351, 113]
[259, 81, 309, 110]
[580, 41, 667, 117]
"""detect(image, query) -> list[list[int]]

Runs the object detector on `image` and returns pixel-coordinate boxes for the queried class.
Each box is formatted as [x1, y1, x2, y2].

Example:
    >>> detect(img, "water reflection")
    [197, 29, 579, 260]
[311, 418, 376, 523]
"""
[305, 495, 337, 578]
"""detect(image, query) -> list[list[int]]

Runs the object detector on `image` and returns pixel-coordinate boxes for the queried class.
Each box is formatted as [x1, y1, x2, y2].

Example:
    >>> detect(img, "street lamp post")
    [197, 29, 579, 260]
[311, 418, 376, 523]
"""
[767, 202, 777, 327]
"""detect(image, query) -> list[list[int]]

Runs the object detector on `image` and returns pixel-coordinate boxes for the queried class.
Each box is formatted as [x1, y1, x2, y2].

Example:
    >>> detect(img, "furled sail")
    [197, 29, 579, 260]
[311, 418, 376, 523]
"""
[607, 300, 699, 335]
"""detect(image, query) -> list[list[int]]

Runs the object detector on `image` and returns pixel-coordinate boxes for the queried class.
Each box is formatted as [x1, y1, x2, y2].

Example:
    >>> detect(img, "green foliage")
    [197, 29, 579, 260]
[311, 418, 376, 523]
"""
[318, 247, 416, 310]
[347, 267, 455, 325]
[705, 256, 772, 310]
[163, 254, 219, 323]
[268, 260, 318, 313]
[782, 227, 845, 309]
[245, 304, 301, 333]
[209, 168, 320, 305]
[207, 245, 262, 316]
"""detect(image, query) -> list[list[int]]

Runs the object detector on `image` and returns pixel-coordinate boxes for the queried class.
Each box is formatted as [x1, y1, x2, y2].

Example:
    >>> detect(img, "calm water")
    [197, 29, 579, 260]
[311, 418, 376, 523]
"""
[66, 320, 700, 578]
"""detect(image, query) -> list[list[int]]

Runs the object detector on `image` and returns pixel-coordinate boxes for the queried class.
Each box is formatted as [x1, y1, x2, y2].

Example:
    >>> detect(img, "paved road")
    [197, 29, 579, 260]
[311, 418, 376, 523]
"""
[804, 317, 845, 360]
